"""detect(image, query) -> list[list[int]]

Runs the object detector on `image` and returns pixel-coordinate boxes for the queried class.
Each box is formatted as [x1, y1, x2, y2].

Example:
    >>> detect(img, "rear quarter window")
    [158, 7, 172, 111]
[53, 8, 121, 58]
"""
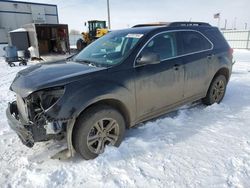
[178, 31, 212, 55]
[203, 29, 230, 49]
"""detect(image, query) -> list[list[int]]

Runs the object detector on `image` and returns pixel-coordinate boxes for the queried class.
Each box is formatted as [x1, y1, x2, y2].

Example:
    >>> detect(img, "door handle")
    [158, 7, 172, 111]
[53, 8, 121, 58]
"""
[207, 54, 214, 60]
[173, 64, 180, 70]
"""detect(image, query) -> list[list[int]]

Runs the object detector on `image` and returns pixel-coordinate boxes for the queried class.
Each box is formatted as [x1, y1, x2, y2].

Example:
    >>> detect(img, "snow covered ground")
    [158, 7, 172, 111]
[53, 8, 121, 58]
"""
[0, 50, 250, 188]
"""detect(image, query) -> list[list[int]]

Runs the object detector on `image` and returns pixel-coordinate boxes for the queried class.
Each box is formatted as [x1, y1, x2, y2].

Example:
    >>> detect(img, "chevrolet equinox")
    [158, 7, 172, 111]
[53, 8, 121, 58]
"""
[6, 22, 233, 159]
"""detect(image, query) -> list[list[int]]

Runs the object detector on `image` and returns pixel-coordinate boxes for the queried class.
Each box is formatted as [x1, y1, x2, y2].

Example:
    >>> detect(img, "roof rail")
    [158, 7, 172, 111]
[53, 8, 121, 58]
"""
[132, 22, 170, 28]
[132, 22, 211, 28]
[169, 22, 211, 27]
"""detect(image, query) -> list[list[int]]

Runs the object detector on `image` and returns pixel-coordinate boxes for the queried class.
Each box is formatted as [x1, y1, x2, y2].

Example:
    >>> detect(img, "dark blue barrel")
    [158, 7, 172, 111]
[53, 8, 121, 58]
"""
[3, 46, 18, 62]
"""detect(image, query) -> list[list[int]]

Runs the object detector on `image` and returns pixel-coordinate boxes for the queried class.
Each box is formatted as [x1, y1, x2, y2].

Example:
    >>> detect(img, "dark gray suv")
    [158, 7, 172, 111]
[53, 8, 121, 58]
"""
[6, 22, 233, 159]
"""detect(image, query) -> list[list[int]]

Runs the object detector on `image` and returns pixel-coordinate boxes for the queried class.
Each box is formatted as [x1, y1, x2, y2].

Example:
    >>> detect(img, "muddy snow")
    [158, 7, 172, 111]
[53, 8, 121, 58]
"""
[0, 50, 250, 188]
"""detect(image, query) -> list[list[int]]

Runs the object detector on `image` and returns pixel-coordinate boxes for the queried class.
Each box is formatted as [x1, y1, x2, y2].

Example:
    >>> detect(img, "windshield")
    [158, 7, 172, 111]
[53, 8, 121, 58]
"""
[74, 31, 144, 67]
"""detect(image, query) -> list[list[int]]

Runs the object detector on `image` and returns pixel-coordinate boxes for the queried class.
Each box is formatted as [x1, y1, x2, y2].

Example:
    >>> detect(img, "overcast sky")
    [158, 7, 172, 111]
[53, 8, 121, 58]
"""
[22, 0, 250, 31]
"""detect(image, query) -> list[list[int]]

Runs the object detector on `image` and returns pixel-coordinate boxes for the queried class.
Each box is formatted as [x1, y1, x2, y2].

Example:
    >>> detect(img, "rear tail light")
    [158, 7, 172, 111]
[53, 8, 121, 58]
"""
[229, 48, 234, 58]
[229, 48, 236, 64]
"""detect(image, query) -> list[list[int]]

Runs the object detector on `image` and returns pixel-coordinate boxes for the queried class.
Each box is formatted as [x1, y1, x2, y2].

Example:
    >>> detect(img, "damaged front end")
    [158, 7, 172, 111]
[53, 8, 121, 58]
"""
[6, 87, 75, 159]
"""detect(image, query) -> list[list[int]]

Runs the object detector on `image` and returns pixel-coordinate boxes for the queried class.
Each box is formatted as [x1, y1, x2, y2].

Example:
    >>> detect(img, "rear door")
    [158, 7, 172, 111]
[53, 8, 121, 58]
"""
[178, 31, 213, 99]
[134, 31, 184, 119]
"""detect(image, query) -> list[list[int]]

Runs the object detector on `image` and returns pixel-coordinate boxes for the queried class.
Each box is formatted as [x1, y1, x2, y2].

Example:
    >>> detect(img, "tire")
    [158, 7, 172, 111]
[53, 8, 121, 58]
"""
[19, 60, 27, 66]
[72, 105, 126, 160]
[9, 63, 15, 67]
[202, 75, 227, 105]
[76, 38, 87, 52]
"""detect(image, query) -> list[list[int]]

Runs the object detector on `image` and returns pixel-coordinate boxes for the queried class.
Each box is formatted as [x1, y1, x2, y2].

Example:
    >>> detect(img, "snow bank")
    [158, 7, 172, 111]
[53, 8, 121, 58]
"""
[0, 51, 250, 187]
[234, 49, 250, 62]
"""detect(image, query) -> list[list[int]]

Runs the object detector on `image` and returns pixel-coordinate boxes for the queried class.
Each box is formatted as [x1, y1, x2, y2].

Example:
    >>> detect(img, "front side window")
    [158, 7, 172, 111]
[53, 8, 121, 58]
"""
[74, 31, 143, 67]
[139, 32, 177, 61]
[180, 31, 212, 55]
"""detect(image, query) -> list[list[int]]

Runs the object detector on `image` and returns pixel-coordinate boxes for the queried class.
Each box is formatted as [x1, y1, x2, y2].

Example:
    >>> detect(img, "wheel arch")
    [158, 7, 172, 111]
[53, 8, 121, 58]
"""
[213, 67, 230, 83]
[75, 98, 131, 129]
[205, 67, 230, 96]
[202, 67, 229, 105]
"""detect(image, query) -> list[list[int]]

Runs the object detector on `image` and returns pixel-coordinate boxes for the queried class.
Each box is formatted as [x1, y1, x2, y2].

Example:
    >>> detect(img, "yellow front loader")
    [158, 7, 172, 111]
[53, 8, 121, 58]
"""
[76, 20, 108, 51]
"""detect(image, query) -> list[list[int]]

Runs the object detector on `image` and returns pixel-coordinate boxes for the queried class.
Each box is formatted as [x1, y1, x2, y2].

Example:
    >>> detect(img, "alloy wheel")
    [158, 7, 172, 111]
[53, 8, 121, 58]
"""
[87, 118, 119, 154]
[212, 80, 225, 103]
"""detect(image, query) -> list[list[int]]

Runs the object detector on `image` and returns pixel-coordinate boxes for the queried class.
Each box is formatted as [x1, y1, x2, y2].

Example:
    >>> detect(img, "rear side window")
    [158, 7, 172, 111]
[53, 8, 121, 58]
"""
[203, 29, 229, 49]
[179, 31, 212, 55]
[140, 32, 177, 60]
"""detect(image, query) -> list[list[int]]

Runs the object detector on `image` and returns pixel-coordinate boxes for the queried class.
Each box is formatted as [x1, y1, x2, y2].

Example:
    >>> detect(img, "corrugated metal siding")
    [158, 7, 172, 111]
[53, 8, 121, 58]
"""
[0, 1, 58, 43]
[0, 1, 57, 15]
[0, 29, 8, 43]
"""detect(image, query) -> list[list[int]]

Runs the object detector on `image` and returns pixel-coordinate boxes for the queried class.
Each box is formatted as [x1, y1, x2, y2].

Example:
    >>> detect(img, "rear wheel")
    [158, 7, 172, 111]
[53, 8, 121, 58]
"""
[9, 62, 15, 67]
[72, 105, 125, 160]
[202, 75, 227, 105]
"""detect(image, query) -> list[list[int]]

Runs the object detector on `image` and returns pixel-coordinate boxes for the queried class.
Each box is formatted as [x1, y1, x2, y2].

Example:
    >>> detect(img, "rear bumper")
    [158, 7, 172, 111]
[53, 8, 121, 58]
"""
[6, 102, 34, 147]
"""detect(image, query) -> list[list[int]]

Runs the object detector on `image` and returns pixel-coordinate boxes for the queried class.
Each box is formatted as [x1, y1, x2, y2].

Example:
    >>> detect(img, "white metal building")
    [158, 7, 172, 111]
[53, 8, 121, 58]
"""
[0, 0, 58, 46]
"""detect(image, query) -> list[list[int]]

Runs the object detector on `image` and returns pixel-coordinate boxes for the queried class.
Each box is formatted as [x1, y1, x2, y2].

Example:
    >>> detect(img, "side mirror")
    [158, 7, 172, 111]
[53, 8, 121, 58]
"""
[136, 52, 160, 65]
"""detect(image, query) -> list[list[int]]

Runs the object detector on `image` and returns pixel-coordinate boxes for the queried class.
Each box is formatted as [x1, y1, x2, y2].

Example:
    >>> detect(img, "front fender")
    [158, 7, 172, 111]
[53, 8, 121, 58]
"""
[45, 79, 135, 123]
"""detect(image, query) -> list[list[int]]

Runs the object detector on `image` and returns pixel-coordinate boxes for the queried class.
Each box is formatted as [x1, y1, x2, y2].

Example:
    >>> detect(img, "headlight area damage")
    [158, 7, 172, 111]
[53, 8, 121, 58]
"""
[6, 87, 76, 159]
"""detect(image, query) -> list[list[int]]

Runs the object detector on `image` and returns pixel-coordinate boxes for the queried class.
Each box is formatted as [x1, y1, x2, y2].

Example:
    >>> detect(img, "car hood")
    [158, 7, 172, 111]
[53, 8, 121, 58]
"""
[10, 60, 106, 97]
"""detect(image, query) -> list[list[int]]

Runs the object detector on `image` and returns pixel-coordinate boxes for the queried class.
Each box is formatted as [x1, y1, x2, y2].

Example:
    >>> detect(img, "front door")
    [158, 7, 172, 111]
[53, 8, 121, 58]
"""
[134, 32, 184, 119]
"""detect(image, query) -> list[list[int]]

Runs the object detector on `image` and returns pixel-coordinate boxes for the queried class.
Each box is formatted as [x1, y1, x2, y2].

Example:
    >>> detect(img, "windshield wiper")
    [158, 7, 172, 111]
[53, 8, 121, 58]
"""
[74, 59, 97, 67]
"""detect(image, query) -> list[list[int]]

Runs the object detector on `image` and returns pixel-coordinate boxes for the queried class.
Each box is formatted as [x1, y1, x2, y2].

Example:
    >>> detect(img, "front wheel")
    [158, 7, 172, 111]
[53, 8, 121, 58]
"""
[72, 105, 126, 160]
[202, 75, 227, 105]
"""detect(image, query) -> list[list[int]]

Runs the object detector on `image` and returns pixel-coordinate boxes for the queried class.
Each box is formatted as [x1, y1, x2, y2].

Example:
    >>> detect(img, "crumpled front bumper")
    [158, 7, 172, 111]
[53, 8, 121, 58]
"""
[6, 101, 76, 159]
[6, 102, 34, 147]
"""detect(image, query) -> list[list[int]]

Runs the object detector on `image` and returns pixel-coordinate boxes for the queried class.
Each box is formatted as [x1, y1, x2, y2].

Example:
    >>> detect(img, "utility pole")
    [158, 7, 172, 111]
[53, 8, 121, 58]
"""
[218, 16, 221, 29]
[224, 19, 227, 30]
[245, 23, 248, 30]
[233, 17, 237, 30]
[107, 0, 111, 29]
